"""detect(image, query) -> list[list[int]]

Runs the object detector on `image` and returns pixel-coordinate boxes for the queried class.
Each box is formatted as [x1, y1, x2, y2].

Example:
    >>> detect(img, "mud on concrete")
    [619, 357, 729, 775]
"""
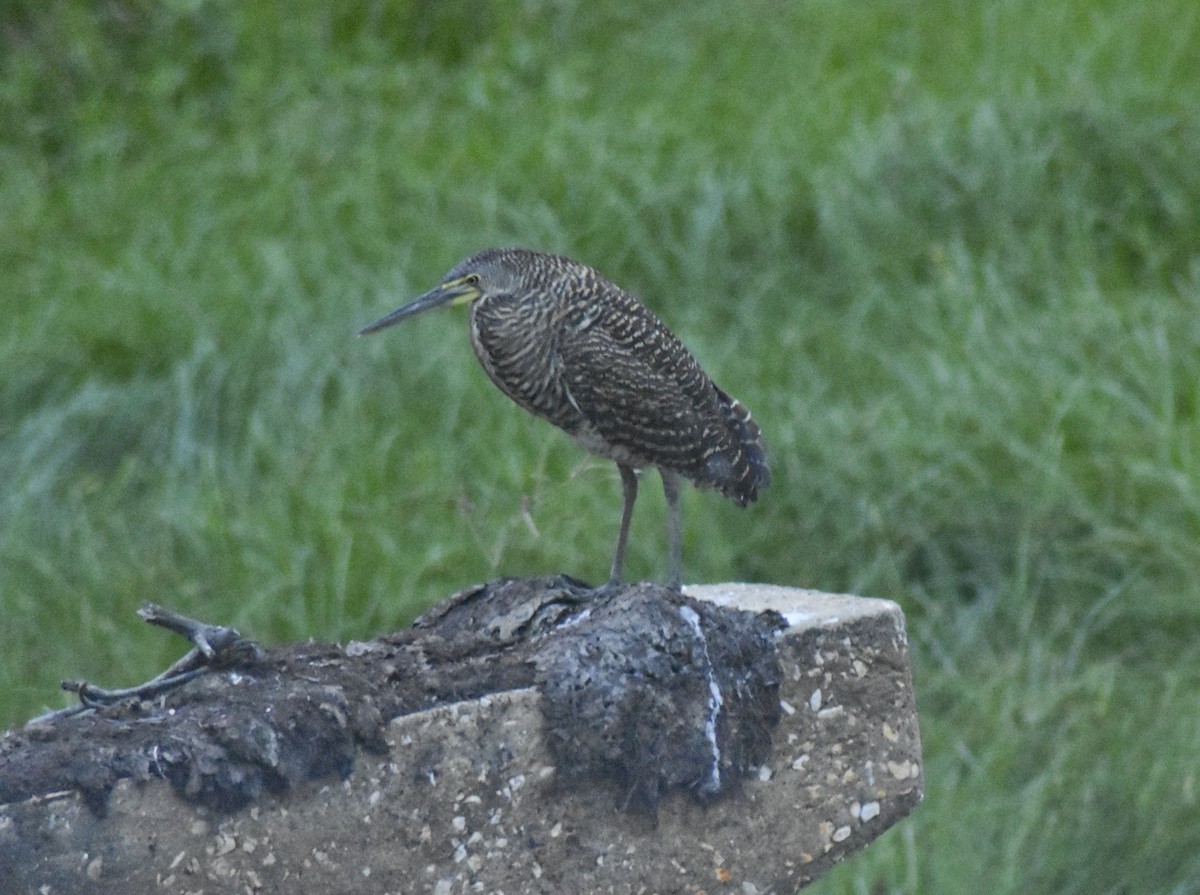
[0, 576, 784, 816]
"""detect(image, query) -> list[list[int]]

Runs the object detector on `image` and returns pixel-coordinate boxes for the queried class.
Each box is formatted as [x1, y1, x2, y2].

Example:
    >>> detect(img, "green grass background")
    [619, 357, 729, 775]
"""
[3, 1, 1199, 891]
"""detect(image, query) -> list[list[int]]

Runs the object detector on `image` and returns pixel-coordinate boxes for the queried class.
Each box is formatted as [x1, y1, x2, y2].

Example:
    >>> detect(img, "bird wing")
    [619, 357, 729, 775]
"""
[556, 300, 728, 479]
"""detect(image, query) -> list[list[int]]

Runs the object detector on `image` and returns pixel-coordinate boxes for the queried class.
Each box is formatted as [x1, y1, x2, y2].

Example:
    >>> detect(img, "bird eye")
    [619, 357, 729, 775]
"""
[465, 273, 481, 286]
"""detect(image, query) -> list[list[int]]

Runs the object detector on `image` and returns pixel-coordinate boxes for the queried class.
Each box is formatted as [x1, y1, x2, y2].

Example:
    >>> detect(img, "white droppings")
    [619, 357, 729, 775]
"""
[782, 609, 817, 627]
[679, 604, 724, 794]
[557, 607, 593, 628]
[343, 639, 376, 657]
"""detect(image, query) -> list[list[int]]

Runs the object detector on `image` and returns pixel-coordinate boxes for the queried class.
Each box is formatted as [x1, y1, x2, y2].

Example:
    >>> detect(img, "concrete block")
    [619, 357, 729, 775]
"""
[0, 582, 921, 894]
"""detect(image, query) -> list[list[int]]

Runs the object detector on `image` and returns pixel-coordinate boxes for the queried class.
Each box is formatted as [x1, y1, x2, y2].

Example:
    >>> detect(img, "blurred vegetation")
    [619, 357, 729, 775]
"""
[3, 1, 1199, 892]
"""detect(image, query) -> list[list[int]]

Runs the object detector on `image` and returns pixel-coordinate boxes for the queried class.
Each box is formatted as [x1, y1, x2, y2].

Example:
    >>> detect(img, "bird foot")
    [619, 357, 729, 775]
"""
[591, 576, 683, 598]
[591, 577, 627, 598]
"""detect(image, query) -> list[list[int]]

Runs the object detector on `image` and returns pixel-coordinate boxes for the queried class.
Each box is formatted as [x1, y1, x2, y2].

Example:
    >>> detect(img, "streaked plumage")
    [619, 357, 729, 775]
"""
[361, 247, 770, 588]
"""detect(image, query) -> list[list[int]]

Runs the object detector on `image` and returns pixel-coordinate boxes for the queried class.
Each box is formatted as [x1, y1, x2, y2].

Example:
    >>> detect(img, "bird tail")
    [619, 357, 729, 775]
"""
[710, 388, 771, 507]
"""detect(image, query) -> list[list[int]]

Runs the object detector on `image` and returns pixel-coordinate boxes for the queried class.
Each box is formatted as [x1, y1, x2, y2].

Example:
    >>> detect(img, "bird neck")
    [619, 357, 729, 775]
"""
[471, 290, 556, 338]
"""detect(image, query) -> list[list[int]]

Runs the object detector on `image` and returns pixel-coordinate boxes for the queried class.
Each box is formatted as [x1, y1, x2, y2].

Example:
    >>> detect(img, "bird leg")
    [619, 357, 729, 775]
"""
[661, 468, 683, 591]
[608, 464, 639, 587]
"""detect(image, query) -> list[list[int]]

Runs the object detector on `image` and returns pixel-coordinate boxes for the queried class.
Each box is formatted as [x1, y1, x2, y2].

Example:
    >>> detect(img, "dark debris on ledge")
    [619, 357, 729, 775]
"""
[0, 577, 784, 816]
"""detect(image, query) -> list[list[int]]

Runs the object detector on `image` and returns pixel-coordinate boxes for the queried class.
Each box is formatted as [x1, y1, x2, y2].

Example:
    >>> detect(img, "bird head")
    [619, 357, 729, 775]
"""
[358, 249, 526, 335]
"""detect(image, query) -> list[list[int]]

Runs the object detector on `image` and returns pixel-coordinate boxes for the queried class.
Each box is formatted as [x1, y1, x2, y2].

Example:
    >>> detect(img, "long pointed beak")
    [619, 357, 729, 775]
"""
[358, 280, 477, 336]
